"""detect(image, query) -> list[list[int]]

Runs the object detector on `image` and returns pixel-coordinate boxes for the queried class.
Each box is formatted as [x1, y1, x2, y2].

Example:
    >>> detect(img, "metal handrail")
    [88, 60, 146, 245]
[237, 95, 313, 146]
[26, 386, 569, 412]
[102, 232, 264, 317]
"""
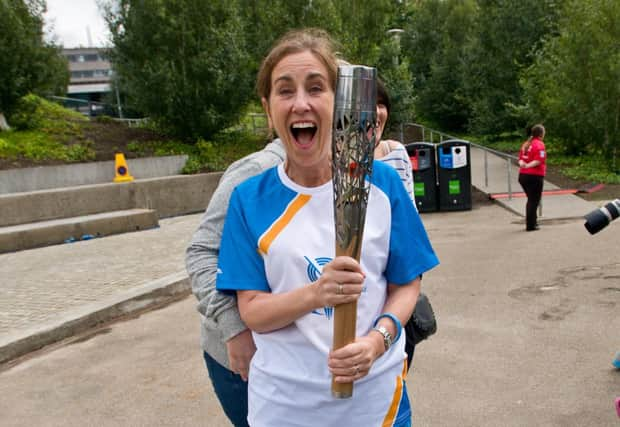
[400, 122, 522, 201]
[114, 117, 149, 127]
[248, 113, 269, 133]
[48, 95, 116, 118]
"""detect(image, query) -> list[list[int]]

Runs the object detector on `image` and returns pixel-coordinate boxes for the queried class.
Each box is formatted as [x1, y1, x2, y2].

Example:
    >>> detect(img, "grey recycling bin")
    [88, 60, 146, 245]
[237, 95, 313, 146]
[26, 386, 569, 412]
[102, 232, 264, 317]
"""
[405, 142, 438, 212]
[437, 140, 472, 211]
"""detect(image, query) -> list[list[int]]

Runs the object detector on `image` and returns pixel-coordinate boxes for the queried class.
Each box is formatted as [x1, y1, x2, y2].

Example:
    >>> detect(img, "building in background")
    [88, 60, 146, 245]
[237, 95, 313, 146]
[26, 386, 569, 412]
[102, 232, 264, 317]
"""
[61, 47, 113, 115]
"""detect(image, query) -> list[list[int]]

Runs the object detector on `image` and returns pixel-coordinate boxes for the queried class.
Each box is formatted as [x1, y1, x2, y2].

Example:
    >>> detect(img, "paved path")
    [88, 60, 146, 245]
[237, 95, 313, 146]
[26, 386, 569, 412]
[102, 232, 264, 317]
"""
[0, 147, 617, 426]
[0, 214, 202, 363]
[2, 147, 603, 364]
[1, 203, 618, 426]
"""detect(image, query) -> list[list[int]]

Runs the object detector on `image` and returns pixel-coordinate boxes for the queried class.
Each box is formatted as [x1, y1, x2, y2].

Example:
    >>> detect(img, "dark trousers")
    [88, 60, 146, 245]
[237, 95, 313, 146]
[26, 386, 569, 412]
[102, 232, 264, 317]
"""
[203, 351, 249, 427]
[518, 173, 544, 230]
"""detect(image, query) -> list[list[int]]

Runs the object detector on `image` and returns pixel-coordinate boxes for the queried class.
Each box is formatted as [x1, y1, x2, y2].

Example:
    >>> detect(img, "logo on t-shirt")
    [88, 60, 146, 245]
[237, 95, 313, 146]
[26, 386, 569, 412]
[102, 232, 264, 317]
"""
[304, 256, 333, 319]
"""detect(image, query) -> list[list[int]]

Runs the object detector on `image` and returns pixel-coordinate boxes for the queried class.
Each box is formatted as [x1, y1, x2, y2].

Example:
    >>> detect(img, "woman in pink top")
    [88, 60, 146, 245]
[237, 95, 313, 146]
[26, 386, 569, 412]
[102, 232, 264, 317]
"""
[518, 124, 547, 231]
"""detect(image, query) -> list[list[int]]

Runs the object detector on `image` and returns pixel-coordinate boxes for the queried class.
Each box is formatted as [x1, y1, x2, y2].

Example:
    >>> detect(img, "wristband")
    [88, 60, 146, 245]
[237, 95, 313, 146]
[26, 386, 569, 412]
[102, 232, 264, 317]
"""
[373, 312, 402, 343]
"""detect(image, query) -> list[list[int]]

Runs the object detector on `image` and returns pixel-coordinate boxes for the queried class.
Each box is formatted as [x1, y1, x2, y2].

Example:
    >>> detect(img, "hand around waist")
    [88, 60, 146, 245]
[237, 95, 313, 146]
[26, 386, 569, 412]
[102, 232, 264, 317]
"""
[226, 328, 256, 381]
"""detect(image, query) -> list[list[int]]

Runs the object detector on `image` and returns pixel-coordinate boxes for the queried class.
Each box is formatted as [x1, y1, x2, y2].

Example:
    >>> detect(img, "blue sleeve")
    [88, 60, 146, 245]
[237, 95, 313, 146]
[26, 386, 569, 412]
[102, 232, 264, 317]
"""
[385, 172, 439, 285]
[216, 188, 270, 293]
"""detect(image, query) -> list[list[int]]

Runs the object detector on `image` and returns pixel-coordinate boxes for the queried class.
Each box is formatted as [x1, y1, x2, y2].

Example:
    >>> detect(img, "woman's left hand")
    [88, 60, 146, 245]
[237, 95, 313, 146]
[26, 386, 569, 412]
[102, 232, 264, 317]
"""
[327, 334, 383, 383]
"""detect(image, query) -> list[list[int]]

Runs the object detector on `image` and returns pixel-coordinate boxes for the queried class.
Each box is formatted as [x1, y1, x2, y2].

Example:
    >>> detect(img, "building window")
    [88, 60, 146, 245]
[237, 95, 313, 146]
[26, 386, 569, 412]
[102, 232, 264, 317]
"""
[71, 70, 96, 78]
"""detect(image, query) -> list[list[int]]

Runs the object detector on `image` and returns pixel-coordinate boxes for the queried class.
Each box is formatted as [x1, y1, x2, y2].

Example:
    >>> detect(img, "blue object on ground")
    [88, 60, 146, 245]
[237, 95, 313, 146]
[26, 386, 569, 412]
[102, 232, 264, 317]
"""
[81, 234, 95, 240]
[64, 237, 76, 243]
[613, 352, 620, 369]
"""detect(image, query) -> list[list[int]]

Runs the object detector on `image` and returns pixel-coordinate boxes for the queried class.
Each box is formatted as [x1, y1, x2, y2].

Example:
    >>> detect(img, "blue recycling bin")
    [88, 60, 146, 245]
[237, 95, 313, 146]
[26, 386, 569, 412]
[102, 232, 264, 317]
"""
[437, 140, 472, 211]
[405, 142, 438, 212]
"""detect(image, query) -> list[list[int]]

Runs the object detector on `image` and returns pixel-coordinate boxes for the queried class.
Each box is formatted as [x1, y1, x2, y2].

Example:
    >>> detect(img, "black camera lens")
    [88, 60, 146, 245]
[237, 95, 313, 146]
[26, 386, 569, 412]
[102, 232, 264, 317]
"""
[584, 199, 620, 235]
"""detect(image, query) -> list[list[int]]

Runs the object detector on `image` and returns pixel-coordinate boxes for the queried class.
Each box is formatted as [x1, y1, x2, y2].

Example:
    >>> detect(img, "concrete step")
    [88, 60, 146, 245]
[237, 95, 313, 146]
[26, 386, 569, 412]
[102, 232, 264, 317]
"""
[0, 209, 159, 253]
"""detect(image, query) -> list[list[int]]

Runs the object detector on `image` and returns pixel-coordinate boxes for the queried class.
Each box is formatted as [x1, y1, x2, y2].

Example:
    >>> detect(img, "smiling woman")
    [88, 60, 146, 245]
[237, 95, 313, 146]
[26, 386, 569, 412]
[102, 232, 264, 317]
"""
[261, 51, 334, 186]
[214, 28, 439, 427]
[256, 30, 338, 187]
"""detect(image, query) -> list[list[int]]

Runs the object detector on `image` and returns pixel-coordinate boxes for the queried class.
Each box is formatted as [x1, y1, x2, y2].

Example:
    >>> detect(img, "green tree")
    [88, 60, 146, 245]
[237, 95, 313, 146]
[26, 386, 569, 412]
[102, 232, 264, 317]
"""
[0, 0, 68, 127]
[237, 0, 412, 124]
[103, 0, 254, 141]
[401, 0, 451, 100]
[462, 0, 561, 135]
[404, 0, 477, 130]
[332, 0, 396, 66]
[329, 0, 415, 127]
[522, 0, 620, 165]
[237, 0, 397, 79]
[374, 35, 416, 130]
[237, 0, 342, 80]
[105, 0, 408, 139]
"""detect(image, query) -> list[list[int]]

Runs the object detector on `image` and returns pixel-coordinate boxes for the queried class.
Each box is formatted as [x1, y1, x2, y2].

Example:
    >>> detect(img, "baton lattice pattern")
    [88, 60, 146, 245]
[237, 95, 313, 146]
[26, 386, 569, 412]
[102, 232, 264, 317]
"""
[332, 110, 376, 256]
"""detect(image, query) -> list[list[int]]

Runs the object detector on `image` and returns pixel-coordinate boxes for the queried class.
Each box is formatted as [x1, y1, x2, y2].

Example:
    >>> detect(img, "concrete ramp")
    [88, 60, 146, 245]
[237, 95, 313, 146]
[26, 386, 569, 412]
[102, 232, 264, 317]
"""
[469, 146, 599, 222]
[492, 194, 598, 221]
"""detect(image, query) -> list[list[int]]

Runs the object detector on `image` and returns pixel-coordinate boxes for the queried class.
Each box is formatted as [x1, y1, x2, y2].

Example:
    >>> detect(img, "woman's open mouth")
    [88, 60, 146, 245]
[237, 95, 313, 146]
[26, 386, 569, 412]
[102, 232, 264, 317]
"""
[291, 122, 317, 147]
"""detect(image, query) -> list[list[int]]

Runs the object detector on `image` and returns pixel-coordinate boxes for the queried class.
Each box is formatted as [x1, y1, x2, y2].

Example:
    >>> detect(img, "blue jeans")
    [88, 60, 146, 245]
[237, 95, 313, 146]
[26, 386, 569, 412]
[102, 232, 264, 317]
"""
[203, 351, 249, 427]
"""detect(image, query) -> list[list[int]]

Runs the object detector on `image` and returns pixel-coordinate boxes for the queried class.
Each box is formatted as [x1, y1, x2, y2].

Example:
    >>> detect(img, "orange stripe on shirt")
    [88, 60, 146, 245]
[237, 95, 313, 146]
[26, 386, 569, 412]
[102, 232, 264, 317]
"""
[382, 360, 407, 427]
[258, 194, 311, 255]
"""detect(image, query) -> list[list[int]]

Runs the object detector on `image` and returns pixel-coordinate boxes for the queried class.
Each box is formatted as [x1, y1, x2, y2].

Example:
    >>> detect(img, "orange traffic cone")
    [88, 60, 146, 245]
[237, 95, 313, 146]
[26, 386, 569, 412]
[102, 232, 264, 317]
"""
[113, 153, 134, 183]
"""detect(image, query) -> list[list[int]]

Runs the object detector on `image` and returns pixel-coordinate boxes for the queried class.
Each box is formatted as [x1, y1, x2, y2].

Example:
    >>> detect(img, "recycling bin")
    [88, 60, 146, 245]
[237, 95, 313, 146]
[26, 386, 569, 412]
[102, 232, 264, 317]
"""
[437, 140, 472, 211]
[405, 142, 438, 213]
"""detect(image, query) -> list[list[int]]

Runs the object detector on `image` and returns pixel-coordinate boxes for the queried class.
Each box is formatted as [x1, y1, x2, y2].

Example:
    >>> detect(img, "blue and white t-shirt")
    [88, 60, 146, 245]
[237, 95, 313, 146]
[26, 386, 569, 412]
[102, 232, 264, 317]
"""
[377, 140, 416, 207]
[217, 161, 439, 427]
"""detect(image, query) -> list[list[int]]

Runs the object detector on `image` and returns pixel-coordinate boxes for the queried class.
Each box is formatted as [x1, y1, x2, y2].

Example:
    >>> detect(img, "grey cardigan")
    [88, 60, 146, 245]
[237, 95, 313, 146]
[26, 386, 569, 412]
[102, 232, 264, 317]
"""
[185, 139, 285, 368]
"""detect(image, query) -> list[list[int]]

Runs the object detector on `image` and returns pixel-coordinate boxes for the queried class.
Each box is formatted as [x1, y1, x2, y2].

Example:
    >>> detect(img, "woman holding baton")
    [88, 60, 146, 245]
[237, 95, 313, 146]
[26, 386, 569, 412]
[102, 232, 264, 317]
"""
[216, 28, 438, 427]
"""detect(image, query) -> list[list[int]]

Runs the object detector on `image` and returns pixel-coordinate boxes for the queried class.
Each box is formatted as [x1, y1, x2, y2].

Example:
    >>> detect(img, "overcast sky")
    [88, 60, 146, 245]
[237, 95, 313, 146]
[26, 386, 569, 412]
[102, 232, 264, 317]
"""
[44, 0, 110, 48]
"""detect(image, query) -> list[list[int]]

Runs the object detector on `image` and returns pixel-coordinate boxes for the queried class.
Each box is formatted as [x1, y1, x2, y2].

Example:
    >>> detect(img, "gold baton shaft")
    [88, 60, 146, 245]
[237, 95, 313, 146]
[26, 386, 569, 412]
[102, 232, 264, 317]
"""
[331, 239, 361, 398]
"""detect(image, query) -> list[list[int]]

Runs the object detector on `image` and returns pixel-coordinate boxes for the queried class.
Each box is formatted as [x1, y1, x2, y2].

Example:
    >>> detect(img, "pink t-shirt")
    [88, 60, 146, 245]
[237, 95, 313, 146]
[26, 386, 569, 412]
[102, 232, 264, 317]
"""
[519, 137, 546, 176]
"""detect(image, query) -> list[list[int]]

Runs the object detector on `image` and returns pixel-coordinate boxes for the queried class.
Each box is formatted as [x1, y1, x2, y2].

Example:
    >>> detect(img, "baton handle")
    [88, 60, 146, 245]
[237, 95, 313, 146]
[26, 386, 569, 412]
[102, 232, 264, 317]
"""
[331, 237, 361, 398]
[331, 301, 357, 398]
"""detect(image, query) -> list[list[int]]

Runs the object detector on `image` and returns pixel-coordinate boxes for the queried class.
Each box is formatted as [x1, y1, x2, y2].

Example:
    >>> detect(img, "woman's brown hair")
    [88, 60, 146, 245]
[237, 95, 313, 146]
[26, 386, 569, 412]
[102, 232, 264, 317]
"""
[531, 124, 545, 139]
[256, 28, 339, 101]
[523, 123, 545, 152]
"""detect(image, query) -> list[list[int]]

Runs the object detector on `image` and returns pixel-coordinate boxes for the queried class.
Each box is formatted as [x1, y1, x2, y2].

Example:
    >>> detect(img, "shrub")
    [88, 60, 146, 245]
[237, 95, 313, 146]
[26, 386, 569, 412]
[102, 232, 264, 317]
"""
[126, 139, 195, 157]
[9, 94, 86, 131]
[182, 130, 268, 174]
[0, 130, 95, 162]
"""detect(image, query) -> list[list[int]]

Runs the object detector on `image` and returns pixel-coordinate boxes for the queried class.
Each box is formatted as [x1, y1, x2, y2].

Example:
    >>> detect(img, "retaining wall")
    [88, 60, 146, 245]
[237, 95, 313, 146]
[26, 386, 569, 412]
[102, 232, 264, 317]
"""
[0, 155, 189, 194]
[0, 173, 223, 227]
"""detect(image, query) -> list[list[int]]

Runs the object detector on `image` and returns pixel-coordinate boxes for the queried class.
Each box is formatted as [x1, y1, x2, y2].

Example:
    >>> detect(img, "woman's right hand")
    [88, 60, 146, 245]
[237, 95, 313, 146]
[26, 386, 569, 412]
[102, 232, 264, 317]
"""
[226, 329, 256, 381]
[313, 256, 365, 308]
